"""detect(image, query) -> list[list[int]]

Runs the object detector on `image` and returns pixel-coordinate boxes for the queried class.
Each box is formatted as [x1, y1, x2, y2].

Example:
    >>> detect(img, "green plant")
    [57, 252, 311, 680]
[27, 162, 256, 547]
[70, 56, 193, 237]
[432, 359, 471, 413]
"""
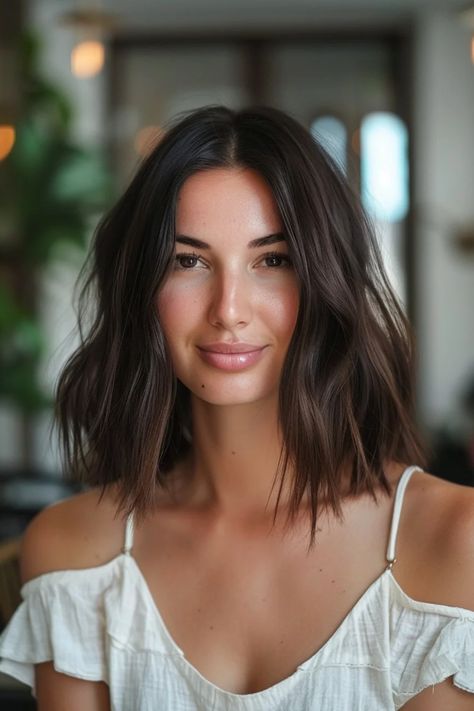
[0, 32, 112, 467]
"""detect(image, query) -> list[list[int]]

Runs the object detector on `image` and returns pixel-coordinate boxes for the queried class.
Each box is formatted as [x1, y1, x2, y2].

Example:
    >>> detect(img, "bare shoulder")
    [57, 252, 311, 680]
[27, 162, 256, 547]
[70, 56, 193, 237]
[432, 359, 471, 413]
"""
[20, 483, 126, 586]
[431, 472, 474, 610]
[414, 469, 474, 558]
[401, 468, 474, 611]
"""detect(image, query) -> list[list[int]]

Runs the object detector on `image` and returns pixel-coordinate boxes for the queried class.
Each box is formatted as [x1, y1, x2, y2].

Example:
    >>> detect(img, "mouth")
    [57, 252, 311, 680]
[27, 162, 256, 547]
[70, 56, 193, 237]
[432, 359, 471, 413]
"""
[197, 343, 266, 354]
[196, 345, 267, 371]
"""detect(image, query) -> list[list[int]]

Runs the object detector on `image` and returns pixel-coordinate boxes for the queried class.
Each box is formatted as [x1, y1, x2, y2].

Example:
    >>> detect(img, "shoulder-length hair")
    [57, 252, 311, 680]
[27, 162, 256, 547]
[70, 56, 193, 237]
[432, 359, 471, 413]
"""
[55, 104, 429, 549]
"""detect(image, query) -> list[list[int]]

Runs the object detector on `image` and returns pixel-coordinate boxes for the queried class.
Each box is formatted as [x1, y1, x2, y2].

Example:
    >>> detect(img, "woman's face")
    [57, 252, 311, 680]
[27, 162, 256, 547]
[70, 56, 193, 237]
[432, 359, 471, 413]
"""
[156, 167, 300, 406]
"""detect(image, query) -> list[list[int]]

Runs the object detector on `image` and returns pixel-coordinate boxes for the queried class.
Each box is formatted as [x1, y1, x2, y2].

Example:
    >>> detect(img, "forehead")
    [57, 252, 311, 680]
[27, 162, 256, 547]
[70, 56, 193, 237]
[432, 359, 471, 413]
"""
[175, 168, 282, 235]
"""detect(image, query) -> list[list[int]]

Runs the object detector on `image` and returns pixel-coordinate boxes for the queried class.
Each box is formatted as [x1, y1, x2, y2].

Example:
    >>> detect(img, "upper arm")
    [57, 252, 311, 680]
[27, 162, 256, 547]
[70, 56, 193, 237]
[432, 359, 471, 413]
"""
[402, 481, 474, 710]
[20, 496, 114, 710]
[400, 677, 474, 710]
[35, 662, 110, 711]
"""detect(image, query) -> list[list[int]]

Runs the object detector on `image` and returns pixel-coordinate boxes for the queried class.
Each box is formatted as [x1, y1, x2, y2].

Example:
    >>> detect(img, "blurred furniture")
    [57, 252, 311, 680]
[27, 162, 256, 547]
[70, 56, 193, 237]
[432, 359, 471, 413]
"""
[0, 537, 21, 629]
[0, 536, 36, 710]
[0, 684, 36, 711]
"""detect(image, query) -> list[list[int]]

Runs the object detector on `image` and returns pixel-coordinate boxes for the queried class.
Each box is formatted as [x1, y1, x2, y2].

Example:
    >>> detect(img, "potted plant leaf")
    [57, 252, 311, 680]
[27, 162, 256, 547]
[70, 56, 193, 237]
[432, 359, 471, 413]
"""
[0, 32, 112, 530]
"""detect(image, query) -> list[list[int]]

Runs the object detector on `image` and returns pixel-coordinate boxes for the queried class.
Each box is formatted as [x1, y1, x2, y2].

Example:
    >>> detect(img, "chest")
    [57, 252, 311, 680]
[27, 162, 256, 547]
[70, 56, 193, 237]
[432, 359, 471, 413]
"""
[133, 502, 391, 695]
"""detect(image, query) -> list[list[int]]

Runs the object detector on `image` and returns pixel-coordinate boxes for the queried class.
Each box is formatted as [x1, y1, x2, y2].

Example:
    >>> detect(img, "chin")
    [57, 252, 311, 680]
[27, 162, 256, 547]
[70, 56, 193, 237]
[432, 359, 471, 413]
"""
[184, 380, 278, 407]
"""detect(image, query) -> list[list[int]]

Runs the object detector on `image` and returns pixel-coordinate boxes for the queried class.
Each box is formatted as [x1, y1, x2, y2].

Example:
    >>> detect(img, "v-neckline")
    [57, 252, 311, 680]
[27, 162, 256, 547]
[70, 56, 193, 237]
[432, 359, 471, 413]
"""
[124, 552, 392, 699]
[117, 464, 425, 697]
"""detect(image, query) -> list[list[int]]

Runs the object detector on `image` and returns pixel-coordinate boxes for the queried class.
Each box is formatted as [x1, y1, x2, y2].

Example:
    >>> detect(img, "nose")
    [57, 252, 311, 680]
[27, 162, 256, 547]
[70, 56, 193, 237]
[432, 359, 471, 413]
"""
[207, 268, 252, 330]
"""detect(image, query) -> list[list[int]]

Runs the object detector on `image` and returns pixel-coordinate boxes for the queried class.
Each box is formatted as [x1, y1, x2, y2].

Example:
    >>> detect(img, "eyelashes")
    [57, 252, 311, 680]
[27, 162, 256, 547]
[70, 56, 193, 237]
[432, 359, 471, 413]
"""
[173, 251, 293, 271]
[173, 252, 201, 270]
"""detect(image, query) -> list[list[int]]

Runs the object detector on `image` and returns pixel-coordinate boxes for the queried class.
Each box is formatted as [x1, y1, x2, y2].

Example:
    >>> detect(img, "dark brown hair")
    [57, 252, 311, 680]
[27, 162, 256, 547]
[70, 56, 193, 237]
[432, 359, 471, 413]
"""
[55, 104, 429, 549]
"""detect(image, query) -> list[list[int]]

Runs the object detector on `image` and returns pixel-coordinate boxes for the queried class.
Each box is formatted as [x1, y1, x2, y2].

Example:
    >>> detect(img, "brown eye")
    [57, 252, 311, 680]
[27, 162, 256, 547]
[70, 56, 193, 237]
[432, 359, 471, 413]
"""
[260, 252, 292, 268]
[174, 253, 202, 269]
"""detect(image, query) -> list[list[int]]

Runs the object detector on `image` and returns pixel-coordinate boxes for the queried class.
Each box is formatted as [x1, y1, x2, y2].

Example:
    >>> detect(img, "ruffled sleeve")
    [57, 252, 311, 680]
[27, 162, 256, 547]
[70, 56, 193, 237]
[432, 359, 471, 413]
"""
[0, 573, 108, 698]
[392, 615, 474, 708]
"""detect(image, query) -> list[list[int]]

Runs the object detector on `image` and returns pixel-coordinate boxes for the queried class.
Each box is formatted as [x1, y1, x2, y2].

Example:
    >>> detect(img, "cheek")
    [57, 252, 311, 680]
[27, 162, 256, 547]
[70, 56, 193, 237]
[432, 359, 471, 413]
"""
[261, 283, 300, 339]
[156, 281, 200, 336]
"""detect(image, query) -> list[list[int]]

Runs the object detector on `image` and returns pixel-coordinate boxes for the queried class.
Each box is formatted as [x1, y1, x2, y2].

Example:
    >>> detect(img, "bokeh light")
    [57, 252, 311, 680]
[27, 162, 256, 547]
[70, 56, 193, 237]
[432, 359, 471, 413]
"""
[71, 40, 105, 78]
[0, 125, 15, 161]
[360, 112, 409, 222]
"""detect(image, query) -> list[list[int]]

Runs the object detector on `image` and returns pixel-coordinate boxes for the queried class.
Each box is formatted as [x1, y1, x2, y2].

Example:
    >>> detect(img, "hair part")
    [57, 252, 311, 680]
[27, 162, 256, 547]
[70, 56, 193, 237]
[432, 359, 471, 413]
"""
[54, 104, 430, 551]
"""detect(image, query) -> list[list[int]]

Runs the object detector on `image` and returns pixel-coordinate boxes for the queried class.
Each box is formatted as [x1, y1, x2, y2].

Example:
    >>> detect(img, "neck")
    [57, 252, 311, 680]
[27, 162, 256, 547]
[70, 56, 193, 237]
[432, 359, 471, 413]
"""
[171, 393, 298, 523]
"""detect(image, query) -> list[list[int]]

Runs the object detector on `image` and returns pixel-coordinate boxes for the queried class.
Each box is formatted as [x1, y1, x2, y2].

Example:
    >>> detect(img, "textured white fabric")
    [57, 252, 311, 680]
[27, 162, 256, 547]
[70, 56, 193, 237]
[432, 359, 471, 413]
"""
[1, 465, 473, 710]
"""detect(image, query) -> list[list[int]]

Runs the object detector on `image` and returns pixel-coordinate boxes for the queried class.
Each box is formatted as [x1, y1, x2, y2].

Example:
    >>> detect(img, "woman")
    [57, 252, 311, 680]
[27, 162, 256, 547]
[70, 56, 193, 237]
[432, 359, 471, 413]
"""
[0, 105, 473, 710]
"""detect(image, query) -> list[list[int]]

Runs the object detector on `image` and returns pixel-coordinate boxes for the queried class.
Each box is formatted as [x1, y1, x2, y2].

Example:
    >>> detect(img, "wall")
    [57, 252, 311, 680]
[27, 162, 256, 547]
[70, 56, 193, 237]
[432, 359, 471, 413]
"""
[413, 11, 474, 432]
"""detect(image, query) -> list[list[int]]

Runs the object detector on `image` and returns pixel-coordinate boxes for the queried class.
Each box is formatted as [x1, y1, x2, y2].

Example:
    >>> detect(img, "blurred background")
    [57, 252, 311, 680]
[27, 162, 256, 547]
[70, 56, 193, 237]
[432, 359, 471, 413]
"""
[0, 0, 473, 705]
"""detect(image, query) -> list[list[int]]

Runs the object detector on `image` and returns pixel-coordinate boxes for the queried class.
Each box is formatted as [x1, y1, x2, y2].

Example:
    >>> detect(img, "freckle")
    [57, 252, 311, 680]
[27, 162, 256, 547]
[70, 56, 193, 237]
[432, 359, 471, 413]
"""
[279, 639, 284, 645]
[209, 625, 214, 630]
[331, 579, 335, 583]
[231, 451, 236, 455]
[319, 568, 323, 572]
[197, 608, 201, 613]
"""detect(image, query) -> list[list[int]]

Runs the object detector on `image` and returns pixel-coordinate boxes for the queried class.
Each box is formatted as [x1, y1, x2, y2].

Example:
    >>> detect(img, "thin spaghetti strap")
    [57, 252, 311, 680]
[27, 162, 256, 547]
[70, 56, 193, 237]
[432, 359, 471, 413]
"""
[386, 465, 424, 568]
[123, 510, 135, 555]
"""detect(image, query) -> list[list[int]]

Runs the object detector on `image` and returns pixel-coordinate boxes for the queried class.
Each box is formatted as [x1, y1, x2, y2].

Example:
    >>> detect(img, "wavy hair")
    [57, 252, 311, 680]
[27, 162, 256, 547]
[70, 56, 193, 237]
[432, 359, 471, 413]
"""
[55, 104, 429, 549]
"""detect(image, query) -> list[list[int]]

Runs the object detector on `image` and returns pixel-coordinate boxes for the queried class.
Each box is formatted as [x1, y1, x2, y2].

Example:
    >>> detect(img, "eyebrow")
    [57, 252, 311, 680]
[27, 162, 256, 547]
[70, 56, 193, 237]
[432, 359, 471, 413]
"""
[175, 233, 286, 249]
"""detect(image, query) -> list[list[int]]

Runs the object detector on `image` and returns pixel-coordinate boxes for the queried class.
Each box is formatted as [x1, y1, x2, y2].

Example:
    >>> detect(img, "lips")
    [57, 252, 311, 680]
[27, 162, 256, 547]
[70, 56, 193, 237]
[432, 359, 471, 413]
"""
[196, 343, 267, 371]
[197, 342, 265, 354]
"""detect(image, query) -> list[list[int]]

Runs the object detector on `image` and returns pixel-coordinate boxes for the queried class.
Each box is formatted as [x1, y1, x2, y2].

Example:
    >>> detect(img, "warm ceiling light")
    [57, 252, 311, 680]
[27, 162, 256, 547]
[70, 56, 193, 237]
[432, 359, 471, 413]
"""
[71, 40, 105, 78]
[0, 125, 15, 161]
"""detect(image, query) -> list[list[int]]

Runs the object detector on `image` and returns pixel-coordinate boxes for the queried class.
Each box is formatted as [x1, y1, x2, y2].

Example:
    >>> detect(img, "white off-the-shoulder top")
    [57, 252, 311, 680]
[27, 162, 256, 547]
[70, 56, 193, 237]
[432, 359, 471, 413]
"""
[0, 464, 473, 710]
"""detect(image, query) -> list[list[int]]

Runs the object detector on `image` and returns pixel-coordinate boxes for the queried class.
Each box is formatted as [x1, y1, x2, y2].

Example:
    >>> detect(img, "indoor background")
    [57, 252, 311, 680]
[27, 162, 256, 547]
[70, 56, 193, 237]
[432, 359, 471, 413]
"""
[0, 0, 473, 707]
